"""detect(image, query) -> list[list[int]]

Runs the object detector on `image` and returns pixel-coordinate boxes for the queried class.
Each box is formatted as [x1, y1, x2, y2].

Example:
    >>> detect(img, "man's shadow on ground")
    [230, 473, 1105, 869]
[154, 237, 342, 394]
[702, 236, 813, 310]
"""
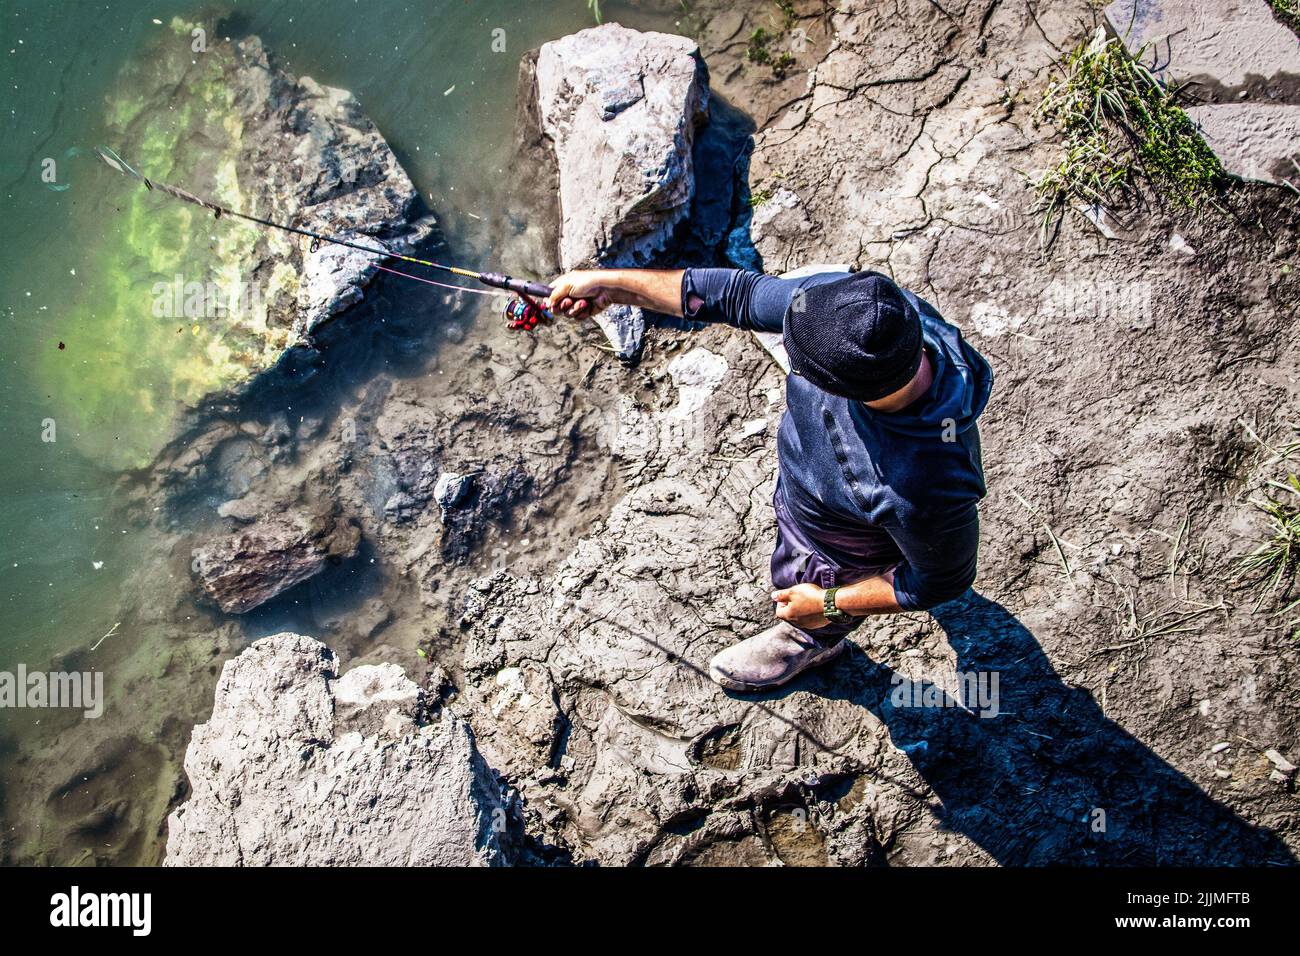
[784, 591, 1294, 866]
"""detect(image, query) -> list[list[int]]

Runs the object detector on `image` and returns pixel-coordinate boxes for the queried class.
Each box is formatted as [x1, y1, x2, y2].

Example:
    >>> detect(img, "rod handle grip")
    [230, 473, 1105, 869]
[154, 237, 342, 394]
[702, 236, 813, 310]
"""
[478, 272, 554, 299]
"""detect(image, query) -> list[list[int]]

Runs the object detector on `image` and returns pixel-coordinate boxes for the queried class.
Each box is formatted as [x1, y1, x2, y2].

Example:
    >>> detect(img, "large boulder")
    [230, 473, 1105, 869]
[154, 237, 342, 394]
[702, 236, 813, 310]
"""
[165, 634, 516, 866]
[533, 23, 708, 269]
[527, 23, 709, 359]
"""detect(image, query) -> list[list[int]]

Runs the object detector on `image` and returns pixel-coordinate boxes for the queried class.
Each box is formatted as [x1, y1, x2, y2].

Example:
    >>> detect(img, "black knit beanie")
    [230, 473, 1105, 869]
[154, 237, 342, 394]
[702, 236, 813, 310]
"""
[783, 271, 923, 402]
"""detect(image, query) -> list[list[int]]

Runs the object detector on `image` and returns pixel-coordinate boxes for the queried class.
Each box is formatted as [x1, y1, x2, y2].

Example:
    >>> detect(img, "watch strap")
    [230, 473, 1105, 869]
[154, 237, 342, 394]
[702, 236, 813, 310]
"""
[824, 586, 847, 620]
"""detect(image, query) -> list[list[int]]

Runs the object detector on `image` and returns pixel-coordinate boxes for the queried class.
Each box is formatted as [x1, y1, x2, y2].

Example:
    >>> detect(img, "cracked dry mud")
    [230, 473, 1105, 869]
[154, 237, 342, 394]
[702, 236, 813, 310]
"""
[450, 0, 1300, 866]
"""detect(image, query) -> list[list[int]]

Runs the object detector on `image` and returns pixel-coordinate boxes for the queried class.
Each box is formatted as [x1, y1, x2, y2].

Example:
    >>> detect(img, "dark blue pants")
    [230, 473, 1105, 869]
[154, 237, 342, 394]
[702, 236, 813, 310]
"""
[771, 484, 896, 646]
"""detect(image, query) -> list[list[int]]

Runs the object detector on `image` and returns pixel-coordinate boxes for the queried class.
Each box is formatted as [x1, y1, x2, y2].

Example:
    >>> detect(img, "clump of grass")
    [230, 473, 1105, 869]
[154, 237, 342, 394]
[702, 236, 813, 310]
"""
[1271, 0, 1300, 35]
[1236, 475, 1300, 616]
[748, 27, 774, 63]
[1033, 26, 1226, 240]
[748, 187, 774, 207]
[1234, 424, 1300, 639]
[588, 0, 602, 24]
[746, 3, 800, 80]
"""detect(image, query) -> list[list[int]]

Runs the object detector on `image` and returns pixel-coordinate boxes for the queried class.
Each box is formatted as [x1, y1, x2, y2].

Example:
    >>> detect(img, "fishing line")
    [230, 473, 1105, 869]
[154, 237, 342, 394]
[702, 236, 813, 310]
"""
[371, 263, 505, 297]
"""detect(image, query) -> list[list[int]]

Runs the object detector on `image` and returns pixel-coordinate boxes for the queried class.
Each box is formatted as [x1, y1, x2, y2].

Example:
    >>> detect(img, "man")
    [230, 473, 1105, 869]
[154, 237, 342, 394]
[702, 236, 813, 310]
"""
[547, 266, 993, 692]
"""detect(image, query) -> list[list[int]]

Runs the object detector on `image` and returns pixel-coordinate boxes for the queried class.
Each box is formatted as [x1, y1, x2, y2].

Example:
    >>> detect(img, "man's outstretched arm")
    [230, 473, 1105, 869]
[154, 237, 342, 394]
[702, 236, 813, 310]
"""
[548, 267, 842, 332]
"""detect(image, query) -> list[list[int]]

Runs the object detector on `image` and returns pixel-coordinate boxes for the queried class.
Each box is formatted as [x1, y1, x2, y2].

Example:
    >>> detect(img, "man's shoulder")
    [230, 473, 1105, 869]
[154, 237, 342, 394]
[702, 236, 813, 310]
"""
[882, 433, 986, 530]
[889, 492, 982, 537]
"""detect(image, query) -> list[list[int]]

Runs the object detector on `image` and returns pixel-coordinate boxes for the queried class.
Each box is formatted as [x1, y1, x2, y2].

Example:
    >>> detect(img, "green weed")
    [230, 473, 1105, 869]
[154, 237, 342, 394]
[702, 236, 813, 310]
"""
[1234, 424, 1300, 639]
[1271, 0, 1300, 34]
[746, 2, 801, 80]
[1033, 27, 1226, 241]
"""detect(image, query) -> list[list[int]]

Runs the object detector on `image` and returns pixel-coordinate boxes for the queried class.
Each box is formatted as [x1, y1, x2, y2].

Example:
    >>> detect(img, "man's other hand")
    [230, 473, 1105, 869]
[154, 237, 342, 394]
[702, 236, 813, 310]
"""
[548, 271, 617, 319]
[772, 583, 829, 629]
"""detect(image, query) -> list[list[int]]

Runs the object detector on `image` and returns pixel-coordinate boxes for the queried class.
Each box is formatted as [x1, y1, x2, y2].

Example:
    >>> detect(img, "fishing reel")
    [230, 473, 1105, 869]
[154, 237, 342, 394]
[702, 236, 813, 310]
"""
[503, 293, 550, 333]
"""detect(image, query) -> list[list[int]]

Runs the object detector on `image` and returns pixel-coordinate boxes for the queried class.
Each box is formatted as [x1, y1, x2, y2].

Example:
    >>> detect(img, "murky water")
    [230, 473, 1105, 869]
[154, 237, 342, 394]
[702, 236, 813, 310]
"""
[0, 0, 694, 863]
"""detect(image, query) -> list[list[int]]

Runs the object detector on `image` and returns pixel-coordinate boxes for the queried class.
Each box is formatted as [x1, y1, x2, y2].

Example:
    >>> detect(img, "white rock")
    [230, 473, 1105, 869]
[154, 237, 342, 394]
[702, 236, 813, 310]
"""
[750, 188, 813, 251]
[666, 347, 729, 419]
[970, 301, 1023, 337]
[165, 633, 514, 866]
[729, 418, 769, 443]
[1080, 203, 1119, 240]
[1264, 748, 1296, 776]
[434, 471, 473, 513]
[533, 23, 709, 270]
[298, 234, 386, 327]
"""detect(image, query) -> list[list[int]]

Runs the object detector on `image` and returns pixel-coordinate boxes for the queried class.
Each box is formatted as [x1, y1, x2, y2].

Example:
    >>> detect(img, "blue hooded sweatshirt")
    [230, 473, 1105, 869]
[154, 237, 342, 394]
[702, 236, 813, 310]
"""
[677, 268, 993, 611]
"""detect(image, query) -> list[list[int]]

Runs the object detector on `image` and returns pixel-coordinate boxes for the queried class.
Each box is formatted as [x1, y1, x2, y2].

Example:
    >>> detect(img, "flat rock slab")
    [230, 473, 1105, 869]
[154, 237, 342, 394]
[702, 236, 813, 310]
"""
[165, 633, 515, 866]
[1186, 102, 1300, 185]
[1104, 0, 1300, 100]
[195, 510, 361, 613]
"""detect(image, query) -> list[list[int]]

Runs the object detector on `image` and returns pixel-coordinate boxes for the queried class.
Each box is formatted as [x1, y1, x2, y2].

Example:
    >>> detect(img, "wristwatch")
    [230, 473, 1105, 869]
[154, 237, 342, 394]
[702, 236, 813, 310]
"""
[823, 586, 849, 621]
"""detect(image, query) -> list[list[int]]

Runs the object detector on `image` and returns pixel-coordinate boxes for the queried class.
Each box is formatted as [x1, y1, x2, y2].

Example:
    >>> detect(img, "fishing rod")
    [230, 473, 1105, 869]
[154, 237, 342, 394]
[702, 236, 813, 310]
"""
[91, 146, 554, 331]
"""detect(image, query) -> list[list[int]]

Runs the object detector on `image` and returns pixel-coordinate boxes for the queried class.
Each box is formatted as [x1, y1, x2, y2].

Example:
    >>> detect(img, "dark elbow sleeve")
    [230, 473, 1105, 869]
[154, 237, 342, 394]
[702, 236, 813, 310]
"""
[890, 515, 980, 611]
[681, 269, 790, 332]
[893, 555, 977, 611]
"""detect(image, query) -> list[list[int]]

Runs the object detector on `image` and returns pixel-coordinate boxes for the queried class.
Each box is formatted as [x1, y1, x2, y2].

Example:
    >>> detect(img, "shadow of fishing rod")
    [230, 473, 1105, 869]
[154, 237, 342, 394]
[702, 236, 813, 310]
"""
[571, 603, 850, 760]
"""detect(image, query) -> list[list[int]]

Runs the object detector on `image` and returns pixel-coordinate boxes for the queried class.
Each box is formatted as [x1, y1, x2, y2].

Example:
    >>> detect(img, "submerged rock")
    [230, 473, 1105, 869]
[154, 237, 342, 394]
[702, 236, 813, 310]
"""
[46, 19, 439, 469]
[195, 510, 362, 613]
[441, 467, 533, 563]
[165, 633, 516, 866]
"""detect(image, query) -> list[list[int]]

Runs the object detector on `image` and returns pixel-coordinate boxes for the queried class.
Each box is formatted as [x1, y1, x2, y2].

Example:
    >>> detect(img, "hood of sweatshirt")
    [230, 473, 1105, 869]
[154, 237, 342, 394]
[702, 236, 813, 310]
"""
[863, 301, 993, 438]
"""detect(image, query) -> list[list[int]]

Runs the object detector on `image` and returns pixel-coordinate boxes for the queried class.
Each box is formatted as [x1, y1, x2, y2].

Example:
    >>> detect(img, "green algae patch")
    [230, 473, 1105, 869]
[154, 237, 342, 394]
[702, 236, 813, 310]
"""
[29, 16, 437, 472]
[33, 26, 305, 470]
